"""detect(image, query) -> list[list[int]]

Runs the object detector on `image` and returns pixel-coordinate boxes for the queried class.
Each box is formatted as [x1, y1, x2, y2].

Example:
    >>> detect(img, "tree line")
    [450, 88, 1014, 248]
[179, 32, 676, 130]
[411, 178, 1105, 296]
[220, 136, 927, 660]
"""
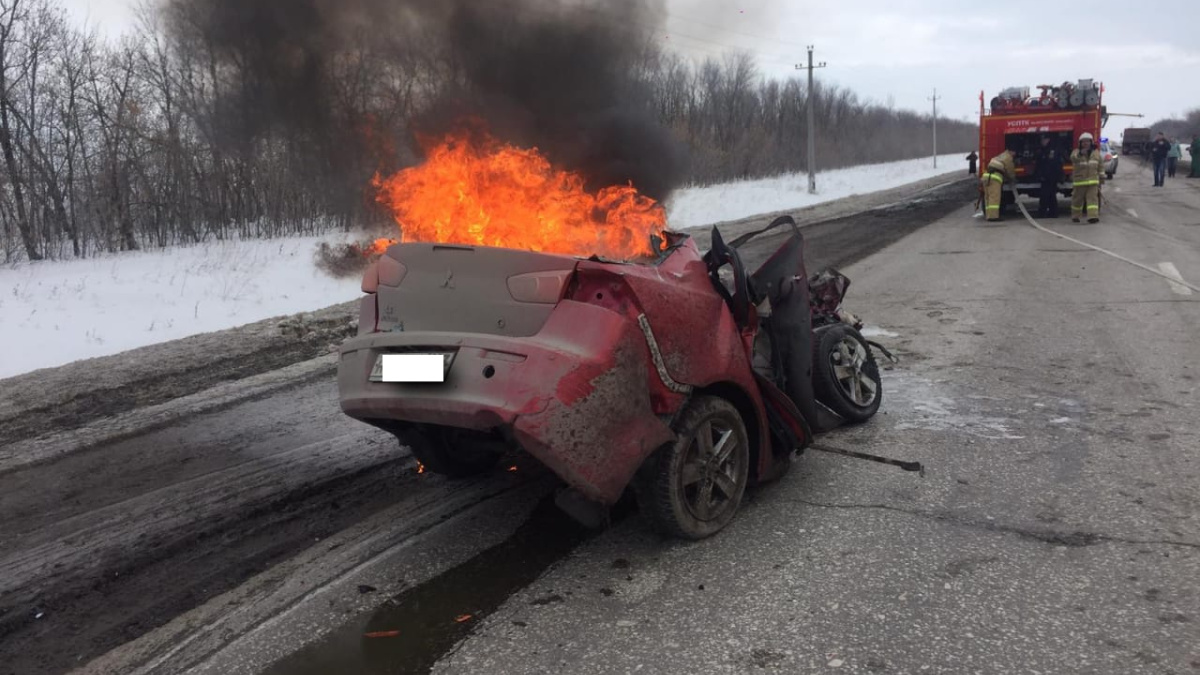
[0, 0, 977, 262]
[1142, 108, 1200, 144]
[645, 50, 976, 185]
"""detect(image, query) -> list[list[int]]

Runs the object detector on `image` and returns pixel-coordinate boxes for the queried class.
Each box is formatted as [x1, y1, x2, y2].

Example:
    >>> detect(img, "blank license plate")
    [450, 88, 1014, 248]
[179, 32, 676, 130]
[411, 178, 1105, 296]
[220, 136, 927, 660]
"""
[369, 353, 455, 383]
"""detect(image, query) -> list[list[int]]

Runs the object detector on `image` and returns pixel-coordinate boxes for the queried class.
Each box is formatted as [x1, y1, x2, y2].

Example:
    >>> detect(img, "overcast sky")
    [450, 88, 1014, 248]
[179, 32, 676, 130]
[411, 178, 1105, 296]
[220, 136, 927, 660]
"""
[62, 0, 1199, 139]
[662, 0, 1200, 138]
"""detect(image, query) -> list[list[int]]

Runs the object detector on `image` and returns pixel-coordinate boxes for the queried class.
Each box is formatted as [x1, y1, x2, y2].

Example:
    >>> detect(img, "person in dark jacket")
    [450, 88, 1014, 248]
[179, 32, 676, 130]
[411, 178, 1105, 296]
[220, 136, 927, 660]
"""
[1191, 135, 1200, 178]
[1150, 132, 1171, 186]
[966, 151, 978, 175]
[1034, 135, 1063, 218]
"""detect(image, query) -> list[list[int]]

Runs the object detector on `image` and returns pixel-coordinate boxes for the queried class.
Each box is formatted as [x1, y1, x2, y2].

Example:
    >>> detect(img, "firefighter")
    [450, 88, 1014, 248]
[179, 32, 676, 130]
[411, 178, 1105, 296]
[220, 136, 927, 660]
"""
[1069, 132, 1104, 223]
[981, 146, 1016, 222]
[1034, 135, 1063, 218]
[966, 151, 978, 175]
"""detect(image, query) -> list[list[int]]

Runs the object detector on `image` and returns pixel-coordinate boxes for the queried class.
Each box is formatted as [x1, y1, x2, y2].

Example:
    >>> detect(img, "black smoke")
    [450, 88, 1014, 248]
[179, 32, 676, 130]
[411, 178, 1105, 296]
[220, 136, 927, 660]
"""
[163, 0, 687, 200]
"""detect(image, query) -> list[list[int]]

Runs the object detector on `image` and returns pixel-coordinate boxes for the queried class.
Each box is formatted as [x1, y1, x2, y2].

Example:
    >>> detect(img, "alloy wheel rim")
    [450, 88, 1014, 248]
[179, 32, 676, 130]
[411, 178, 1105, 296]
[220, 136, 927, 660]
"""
[830, 337, 879, 407]
[679, 418, 742, 522]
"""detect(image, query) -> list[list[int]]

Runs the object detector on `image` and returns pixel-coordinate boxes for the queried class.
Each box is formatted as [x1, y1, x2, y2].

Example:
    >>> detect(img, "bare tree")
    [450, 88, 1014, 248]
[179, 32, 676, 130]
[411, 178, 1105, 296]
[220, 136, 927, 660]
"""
[0, 0, 980, 261]
[0, 0, 39, 259]
[1146, 109, 1200, 143]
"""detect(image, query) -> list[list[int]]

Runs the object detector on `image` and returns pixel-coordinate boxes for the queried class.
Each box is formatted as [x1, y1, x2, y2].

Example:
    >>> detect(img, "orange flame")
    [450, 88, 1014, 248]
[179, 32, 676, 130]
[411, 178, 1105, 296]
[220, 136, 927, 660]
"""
[507, 465, 518, 473]
[372, 127, 667, 261]
[454, 614, 474, 623]
[367, 238, 398, 257]
[416, 463, 426, 475]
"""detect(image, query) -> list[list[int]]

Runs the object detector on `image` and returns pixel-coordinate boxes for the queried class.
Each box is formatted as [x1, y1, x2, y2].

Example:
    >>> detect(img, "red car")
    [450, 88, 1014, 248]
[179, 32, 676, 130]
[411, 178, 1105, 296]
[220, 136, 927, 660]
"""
[338, 217, 883, 539]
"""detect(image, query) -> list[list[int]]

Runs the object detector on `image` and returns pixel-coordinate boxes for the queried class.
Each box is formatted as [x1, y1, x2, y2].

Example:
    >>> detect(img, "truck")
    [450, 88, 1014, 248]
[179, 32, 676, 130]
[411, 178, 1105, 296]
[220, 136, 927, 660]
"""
[978, 79, 1108, 214]
[1120, 127, 1151, 156]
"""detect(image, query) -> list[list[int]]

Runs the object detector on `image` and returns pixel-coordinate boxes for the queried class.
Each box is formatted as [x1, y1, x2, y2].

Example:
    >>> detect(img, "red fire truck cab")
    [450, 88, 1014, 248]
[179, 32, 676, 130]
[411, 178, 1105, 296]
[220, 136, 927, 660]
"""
[978, 80, 1109, 213]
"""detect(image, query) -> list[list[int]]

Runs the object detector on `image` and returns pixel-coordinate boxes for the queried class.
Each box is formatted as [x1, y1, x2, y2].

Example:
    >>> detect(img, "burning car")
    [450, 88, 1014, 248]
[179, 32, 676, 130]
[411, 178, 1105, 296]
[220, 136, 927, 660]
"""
[337, 130, 887, 539]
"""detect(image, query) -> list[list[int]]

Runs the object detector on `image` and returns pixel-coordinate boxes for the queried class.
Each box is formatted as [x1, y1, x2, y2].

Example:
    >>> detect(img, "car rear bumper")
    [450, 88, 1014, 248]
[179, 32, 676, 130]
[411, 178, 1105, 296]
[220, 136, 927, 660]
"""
[338, 299, 675, 504]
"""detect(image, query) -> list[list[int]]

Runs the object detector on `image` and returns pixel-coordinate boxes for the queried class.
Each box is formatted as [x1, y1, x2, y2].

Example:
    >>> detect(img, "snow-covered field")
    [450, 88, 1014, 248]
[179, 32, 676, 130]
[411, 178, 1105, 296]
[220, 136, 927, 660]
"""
[1, 154, 965, 379]
[1, 236, 362, 378]
[664, 153, 966, 228]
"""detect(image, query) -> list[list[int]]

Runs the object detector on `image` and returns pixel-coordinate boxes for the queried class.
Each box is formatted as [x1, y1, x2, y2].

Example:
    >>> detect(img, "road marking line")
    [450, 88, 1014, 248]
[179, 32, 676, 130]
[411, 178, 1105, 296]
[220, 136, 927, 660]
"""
[1158, 262, 1194, 296]
[1127, 208, 1139, 219]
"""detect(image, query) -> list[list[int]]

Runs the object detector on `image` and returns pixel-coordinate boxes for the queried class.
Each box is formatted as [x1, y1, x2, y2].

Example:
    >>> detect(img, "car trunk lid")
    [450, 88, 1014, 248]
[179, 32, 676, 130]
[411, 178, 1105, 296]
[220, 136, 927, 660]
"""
[375, 242, 580, 337]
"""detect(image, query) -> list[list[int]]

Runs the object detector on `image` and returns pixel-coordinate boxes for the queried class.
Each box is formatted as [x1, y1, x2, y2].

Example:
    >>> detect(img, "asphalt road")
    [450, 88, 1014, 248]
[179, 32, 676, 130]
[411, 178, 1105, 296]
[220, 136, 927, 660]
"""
[0, 176, 972, 675]
[7, 167, 1200, 674]
[426, 164, 1200, 674]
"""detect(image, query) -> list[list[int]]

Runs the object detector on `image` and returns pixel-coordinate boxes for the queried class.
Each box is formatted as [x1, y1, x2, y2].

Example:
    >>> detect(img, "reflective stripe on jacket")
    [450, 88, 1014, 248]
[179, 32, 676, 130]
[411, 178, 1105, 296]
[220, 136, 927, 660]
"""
[1070, 148, 1104, 186]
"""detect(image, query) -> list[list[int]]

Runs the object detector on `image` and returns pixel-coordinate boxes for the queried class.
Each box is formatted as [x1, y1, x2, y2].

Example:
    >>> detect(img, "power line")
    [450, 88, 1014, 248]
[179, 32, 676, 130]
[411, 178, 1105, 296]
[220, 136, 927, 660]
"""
[657, 32, 796, 66]
[647, 8, 809, 50]
[653, 26, 794, 61]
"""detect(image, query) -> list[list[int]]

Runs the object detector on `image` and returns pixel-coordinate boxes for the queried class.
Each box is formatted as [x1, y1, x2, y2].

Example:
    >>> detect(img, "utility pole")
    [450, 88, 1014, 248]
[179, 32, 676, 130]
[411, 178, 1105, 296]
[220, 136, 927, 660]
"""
[796, 46, 826, 194]
[929, 88, 941, 168]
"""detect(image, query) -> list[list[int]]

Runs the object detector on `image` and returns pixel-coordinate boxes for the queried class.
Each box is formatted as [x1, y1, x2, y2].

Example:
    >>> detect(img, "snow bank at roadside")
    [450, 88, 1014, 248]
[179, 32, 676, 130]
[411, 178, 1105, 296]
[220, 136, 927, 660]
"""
[1, 236, 362, 379]
[664, 153, 968, 229]
[1, 153, 968, 379]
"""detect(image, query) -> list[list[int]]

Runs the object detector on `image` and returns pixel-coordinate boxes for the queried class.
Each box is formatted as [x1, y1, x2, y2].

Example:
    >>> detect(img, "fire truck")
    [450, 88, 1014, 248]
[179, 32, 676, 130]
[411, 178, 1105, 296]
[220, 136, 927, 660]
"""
[978, 79, 1109, 214]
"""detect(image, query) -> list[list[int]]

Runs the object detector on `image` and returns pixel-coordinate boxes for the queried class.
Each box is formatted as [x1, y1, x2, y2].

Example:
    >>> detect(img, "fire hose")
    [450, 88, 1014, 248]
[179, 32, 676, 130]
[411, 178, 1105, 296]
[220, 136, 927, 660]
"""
[1015, 199, 1200, 294]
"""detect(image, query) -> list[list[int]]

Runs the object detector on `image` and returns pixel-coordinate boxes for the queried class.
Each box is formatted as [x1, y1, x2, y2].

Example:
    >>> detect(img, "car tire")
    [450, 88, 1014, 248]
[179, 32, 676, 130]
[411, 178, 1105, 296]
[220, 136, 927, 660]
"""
[402, 426, 502, 478]
[812, 324, 882, 423]
[635, 396, 750, 540]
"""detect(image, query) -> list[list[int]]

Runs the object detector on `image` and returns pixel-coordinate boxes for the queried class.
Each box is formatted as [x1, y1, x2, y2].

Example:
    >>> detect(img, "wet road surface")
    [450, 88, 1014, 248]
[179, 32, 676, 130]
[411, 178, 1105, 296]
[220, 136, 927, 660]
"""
[31, 173, 1198, 675]
[428, 163, 1200, 674]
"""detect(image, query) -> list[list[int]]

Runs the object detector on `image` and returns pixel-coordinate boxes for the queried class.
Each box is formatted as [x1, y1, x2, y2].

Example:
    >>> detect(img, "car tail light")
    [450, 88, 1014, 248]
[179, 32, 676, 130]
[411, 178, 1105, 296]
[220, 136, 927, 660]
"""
[361, 262, 379, 294]
[507, 270, 573, 304]
[359, 262, 380, 335]
[358, 295, 377, 335]
[378, 255, 407, 287]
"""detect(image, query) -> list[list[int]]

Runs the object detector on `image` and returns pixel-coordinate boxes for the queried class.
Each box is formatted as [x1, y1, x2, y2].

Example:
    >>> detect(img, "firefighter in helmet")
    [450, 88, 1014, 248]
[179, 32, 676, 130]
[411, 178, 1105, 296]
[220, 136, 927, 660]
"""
[1069, 132, 1104, 223]
[982, 146, 1017, 222]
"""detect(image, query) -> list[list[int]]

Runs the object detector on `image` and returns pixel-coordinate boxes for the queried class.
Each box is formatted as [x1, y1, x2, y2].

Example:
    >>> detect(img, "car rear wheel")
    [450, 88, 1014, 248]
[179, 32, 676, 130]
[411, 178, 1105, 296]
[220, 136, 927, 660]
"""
[636, 396, 750, 540]
[813, 324, 882, 423]
[401, 426, 503, 478]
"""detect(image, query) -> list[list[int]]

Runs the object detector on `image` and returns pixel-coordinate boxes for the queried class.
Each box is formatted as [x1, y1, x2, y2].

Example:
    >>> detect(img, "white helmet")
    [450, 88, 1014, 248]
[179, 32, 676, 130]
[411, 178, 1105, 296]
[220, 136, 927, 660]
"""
[1079, 132, 1094, 142]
